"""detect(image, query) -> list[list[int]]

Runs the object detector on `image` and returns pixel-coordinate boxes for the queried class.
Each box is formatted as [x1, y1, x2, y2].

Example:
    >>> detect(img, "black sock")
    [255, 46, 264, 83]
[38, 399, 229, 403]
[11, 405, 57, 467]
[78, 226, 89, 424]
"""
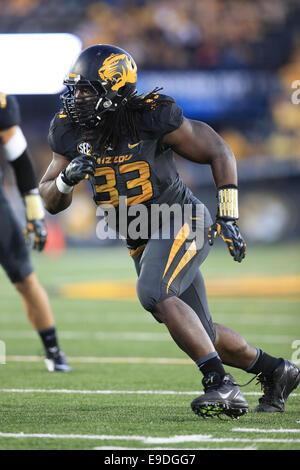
[38, 326, 59, 353]
[196, 352, 226, 378]
[246, 349, 282, 376]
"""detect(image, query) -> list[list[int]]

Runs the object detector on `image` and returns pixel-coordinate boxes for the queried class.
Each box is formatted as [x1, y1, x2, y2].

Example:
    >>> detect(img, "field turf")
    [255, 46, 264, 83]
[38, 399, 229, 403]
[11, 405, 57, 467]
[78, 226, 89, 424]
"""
[0, 241, 300, 451]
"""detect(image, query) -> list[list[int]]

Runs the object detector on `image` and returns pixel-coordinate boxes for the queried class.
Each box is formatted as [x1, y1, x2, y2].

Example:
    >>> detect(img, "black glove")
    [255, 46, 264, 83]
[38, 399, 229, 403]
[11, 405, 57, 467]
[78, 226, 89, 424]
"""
[61, 155, 96, 186]
[25, 219, 48, 251]
[208, 218, 246, 262]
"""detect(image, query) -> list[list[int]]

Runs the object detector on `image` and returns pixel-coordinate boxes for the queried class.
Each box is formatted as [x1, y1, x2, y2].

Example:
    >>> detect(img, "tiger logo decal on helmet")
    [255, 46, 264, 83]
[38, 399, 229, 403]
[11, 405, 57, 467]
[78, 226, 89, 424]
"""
[98, 53, 137, 91]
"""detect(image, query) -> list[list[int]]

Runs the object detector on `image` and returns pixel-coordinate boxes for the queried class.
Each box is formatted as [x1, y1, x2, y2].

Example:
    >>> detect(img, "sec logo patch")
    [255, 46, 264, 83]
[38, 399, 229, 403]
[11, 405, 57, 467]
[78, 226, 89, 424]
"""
[77, 142, 92, 156]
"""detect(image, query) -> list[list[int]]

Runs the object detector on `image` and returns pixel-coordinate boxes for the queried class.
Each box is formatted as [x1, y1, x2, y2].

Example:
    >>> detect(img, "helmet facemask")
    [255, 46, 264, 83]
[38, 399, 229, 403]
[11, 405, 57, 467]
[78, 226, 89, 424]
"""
[61, 76, 114, 128]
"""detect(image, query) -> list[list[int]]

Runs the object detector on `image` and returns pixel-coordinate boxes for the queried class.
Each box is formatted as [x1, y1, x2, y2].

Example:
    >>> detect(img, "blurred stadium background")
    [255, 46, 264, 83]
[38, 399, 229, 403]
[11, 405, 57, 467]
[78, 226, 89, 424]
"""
[1, 0, 300, 249]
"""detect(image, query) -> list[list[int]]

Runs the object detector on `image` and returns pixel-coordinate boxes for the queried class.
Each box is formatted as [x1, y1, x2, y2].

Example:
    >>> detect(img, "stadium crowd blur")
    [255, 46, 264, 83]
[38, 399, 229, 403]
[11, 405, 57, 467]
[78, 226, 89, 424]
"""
[1, 0, 300, 244]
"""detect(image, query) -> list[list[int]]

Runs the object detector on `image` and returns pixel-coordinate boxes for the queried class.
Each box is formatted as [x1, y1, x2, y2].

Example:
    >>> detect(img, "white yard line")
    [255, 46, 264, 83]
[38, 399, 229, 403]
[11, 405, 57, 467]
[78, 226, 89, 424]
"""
[0, 313, 152, 324]
[0, 433, 212, 443]
[0, 313, 298, 325]
[4, 354, 300, 369]
[0, 432, 299, 445]
[0, 388, 201, 395]
[0, 388, 299, 398]
[0, 330, 297, 344]
[232, 428, 300, 433]
[0, 330, 170, 341]
[6, 355, 192, 365]
[0, 432, 147, 441]
[212, 314, 299, 326]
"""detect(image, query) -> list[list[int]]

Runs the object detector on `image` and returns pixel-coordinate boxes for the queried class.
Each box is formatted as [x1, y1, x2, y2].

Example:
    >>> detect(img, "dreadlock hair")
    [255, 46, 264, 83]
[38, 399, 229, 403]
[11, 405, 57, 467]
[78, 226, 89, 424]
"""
[94, 87, 173, 151]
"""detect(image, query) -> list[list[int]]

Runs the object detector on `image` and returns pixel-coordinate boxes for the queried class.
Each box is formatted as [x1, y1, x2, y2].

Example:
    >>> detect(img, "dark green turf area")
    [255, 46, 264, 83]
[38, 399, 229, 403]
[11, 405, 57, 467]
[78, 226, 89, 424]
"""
[0, 242, 299, 450]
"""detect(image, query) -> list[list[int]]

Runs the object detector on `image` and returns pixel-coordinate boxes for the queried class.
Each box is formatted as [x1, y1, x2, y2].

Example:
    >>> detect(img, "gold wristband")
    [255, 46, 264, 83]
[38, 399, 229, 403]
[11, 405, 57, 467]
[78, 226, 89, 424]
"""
[24, 193, 45, 220]
[218, 187, 239, 219]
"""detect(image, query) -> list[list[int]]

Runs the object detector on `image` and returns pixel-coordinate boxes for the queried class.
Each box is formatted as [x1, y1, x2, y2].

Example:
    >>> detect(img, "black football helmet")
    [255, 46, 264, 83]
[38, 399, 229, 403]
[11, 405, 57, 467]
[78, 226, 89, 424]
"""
[61, 44, 137, 128]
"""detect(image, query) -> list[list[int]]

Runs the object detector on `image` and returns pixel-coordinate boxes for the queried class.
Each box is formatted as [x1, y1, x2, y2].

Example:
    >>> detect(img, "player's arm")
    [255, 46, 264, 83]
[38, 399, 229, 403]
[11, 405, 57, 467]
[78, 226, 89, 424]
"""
[0, 125, 38, 193]
[163, 118, 246, 262]
[39, 152, 96, 214]
[0, 125, 47, 251]
[39, 152, 74, 214]
[163, 118, 237, 186]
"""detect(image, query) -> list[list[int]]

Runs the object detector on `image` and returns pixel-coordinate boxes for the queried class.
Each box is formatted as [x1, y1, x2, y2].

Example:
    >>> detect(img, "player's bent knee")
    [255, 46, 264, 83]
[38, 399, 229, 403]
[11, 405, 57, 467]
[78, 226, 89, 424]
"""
[136, 278, 170, 314]
[136, 281, 157, 312]
[152, 296, 180, 323]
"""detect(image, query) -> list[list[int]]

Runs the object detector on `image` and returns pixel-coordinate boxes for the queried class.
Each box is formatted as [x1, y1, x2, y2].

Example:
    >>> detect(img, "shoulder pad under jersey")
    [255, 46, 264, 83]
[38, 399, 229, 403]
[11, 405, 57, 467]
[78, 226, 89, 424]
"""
[137, 94, 183, 140]
[48, 110, 83, 160]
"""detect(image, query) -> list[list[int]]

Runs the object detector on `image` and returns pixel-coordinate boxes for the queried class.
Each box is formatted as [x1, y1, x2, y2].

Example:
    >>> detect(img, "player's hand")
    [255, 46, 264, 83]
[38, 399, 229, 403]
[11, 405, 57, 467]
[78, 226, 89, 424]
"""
[208, 218, 246, 262]
[25, 219, 48, 251]
[61, 155, 96, 186]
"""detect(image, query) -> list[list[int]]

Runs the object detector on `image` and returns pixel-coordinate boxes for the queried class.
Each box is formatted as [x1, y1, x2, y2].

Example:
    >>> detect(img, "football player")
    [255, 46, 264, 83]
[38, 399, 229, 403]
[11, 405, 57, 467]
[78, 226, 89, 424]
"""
[0, 92, 71, 372]
[39, 45, 299, 417]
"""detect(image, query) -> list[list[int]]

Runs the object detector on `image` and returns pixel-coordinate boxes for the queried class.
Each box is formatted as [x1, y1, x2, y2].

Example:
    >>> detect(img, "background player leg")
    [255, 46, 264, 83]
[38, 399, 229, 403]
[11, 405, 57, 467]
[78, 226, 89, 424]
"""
[14, 272, 54, 331]
[14, 272, 71, 372]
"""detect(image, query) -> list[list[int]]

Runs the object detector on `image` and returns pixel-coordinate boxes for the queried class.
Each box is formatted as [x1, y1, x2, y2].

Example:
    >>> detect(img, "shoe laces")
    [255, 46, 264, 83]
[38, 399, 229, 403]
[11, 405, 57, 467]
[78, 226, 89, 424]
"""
[255, 373, 276, 401]
[237, 373, 275, 401]
[202, 372, 236, 392]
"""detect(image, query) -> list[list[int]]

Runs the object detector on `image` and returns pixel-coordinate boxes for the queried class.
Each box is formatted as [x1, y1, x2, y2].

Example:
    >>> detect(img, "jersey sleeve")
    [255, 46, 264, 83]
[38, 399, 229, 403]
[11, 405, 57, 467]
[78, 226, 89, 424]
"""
[155, 96, 184, 137]
[139, 95, 183, 140]
[0, 94, 21, 130]
[48, 111, 79, 161]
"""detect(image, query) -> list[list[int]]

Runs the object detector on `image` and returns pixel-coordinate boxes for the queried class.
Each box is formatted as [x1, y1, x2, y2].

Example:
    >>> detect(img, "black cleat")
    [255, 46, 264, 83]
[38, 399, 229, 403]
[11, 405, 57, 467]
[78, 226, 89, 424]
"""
[254, 359, 300, 412]
[44, 348, 72, 372]
[191, 372, 248, 419]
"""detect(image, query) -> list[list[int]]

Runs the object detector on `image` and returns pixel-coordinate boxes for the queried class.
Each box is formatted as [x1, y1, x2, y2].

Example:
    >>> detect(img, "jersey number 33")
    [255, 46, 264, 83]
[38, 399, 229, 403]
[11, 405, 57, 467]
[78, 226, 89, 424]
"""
[94, 160, 153, 207]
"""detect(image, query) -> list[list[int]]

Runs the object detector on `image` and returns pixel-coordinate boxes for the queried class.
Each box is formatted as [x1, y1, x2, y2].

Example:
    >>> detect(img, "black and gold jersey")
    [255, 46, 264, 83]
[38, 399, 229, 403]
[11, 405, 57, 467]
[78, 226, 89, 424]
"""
[48, 94, 198, 245]
[0, 94, 21, 131]
[48, 94, 188, 203]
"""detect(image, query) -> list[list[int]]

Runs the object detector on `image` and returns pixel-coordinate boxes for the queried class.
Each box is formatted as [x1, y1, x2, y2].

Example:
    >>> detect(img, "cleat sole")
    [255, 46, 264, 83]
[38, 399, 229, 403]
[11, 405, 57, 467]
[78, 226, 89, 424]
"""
[191, 401, 248, 420]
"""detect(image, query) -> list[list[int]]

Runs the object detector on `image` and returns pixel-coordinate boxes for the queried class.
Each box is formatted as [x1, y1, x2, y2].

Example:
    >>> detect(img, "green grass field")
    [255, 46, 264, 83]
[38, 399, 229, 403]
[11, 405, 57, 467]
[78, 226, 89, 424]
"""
[0, 241, 300, 451]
